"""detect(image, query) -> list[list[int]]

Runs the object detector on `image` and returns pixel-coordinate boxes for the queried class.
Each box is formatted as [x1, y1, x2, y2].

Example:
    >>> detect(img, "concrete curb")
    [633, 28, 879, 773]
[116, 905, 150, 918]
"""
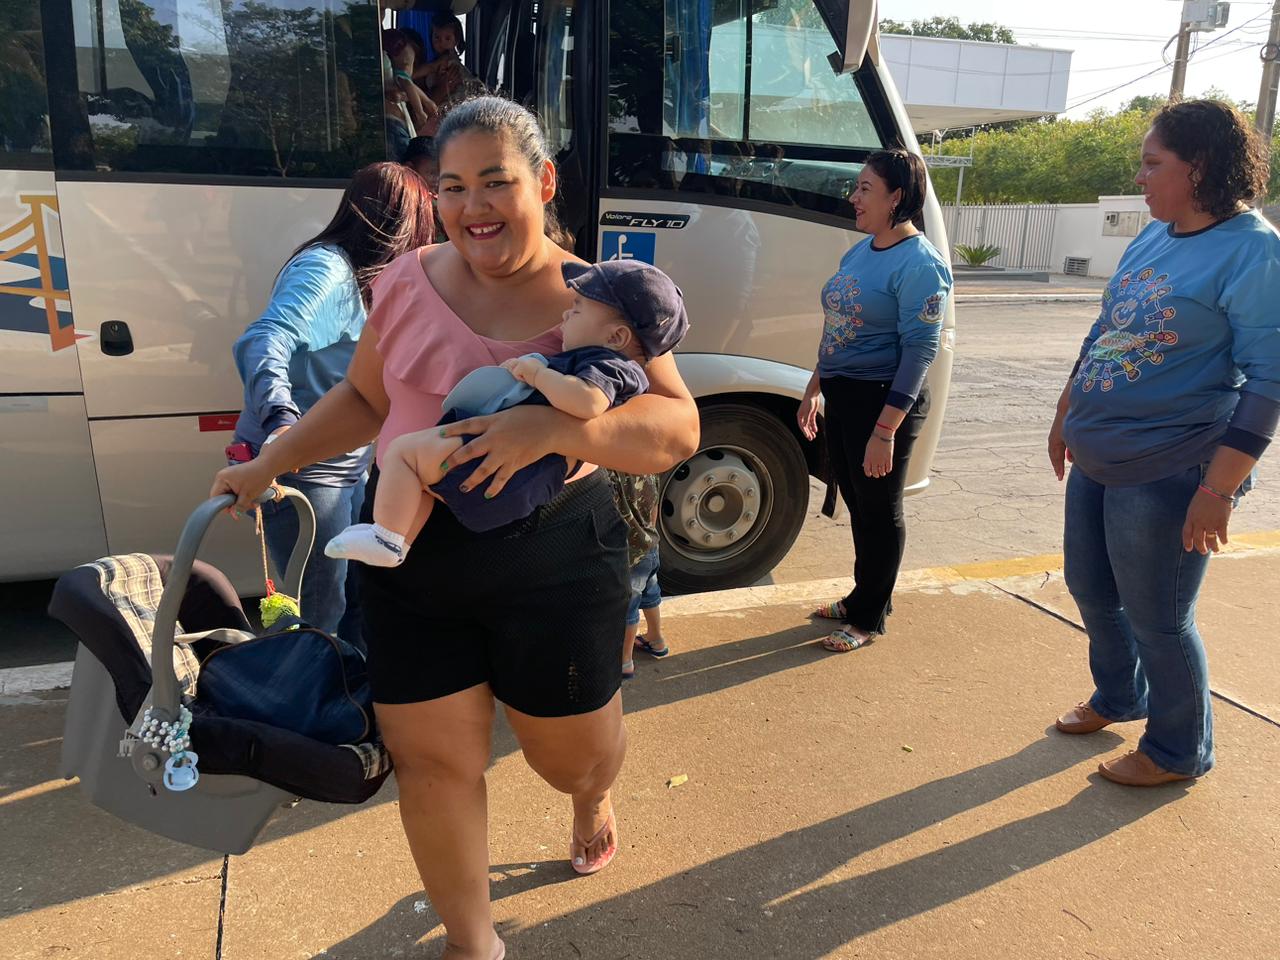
[7, 532, 1278, 694]
[0, 661, 74, 695]
[664, 530, 1280, 620]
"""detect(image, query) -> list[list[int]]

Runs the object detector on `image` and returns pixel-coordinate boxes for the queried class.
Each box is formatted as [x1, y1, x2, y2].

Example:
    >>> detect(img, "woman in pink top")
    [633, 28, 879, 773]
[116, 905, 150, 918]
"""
[211, 97, 699, 960]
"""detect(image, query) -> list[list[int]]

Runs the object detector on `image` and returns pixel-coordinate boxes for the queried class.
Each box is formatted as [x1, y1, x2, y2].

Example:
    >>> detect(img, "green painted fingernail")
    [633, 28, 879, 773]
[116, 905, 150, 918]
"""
[484, 491, 495, 500]
[440, 461, 451, 472]
[439, 428, 449, 437]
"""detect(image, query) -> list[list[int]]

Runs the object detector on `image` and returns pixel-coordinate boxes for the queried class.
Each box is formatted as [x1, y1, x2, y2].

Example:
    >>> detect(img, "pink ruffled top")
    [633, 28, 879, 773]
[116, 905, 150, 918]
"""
[368, 251, 564, 467]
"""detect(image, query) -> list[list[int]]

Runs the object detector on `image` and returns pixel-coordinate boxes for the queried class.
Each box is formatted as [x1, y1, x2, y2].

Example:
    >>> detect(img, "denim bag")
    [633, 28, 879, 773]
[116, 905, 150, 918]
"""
[196, 618, 373, 745]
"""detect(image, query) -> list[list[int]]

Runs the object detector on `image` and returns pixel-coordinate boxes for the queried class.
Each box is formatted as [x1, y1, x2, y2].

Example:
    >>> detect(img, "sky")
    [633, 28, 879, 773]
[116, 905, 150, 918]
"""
[880, 0, 1276, 117]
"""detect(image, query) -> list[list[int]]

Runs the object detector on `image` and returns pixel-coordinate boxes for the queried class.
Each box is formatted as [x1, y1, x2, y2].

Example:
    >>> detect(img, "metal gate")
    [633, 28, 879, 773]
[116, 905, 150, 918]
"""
[941, 203, 1059, 271]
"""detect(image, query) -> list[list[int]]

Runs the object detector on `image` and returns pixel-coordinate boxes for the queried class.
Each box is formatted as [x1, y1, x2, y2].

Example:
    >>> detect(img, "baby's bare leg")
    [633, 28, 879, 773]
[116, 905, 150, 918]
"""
[375, 429, 462, 535]
[324, 429, 462, 567]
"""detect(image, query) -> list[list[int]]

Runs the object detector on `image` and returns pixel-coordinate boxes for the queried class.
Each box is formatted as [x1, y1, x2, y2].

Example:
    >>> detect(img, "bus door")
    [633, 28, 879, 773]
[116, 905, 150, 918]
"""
[37, 0, 387, 590]
[477, 0, 599, 258]
[0, 0, 108, 579]
[517, 0, 954, 592]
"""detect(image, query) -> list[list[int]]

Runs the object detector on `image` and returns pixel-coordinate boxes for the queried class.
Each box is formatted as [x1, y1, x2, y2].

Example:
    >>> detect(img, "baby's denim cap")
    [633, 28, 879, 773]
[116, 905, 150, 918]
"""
[562, 260, 689, 358]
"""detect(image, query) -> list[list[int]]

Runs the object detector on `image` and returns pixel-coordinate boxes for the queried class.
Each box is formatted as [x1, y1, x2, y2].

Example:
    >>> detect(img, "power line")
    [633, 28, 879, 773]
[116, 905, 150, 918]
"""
[1066, 10, 1271, 110]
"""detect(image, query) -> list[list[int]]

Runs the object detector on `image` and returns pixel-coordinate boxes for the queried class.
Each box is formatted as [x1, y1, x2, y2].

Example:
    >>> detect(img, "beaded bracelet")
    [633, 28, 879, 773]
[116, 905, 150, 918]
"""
[1198, 483, 1235, 504]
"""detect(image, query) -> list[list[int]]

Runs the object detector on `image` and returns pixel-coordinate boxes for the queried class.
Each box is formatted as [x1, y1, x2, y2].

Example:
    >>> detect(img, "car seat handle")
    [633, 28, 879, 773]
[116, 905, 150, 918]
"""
[148, 486, 315, 718]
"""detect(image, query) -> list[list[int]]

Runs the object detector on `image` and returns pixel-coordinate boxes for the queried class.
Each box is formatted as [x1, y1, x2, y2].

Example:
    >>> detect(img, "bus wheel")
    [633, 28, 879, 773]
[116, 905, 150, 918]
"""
[658, 403, 809, 595]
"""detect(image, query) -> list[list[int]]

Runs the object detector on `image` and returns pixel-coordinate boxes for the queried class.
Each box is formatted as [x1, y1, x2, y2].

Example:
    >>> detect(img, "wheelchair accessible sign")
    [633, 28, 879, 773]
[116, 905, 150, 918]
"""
[600, 230, 656, 264]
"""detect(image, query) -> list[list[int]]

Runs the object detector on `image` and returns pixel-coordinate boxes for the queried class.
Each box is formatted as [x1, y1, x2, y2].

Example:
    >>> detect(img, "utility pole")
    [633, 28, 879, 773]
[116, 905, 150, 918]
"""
[1169, 18, 1192, 100]
[1256, 0, 1280, 136]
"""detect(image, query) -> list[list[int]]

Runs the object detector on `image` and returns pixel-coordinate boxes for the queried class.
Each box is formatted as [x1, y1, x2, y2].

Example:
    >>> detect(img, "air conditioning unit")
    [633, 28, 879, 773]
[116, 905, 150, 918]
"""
[1064, 257, 1091, 277]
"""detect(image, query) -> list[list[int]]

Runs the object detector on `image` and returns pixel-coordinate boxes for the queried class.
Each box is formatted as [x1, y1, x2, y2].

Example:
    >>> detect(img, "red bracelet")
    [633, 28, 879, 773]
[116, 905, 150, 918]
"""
[876, 421, 896, 434]
[1198, 483, 1234, 504]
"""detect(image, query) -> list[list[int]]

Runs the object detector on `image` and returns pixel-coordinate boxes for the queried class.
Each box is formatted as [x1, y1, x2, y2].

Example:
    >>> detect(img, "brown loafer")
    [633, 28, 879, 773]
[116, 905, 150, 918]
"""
[1055, 701, 1115, 734]
[1098, 750, 1194, 787]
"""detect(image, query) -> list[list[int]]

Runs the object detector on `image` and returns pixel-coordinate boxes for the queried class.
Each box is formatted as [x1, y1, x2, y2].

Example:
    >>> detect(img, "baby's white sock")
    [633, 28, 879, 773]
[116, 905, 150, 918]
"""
[324, 523, 408, 567]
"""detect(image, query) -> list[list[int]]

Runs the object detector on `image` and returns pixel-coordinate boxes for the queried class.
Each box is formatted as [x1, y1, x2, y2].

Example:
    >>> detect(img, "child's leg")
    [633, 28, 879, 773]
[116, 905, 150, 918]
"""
[375, 429, 462, 532]
[633, 551, 668, 655]
[640, 605, 665, 652]
[622, 584, 642, 679]
[325, 429, 462, 566]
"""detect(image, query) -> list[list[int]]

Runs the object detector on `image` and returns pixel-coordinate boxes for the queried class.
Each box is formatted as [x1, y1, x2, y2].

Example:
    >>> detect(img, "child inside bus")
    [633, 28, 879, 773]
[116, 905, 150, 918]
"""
[419, 14, 470, 106]
[383, 28, 437, 134]
[325, 259, 689, 567]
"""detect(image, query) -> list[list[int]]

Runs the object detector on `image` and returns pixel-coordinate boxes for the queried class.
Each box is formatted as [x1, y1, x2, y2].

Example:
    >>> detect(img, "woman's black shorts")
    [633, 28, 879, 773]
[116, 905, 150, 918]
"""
[357, 468, 630, 716]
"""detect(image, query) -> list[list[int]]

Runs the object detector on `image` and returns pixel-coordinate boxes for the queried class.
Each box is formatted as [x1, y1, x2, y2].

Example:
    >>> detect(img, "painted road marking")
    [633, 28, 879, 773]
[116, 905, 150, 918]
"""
[664, 530, 1280, 619]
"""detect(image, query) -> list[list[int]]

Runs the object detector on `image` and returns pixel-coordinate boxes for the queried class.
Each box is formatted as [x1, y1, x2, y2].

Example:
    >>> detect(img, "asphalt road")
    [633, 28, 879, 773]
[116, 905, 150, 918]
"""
[771, 298, 1280, 585]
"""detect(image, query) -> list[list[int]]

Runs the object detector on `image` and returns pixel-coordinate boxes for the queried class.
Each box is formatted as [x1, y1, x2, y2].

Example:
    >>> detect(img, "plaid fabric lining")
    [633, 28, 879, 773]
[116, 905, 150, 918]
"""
[90, 553, 200, 696]
[341, 741, 393, 780]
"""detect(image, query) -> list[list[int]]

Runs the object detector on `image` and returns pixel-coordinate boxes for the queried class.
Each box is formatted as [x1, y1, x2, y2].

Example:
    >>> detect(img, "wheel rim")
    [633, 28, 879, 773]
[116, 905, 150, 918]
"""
[661, 444, 774, 564]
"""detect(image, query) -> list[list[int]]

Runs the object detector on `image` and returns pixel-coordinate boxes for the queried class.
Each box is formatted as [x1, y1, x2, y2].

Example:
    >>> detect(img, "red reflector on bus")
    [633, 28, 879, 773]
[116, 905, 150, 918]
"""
[199, 414, 239, 432]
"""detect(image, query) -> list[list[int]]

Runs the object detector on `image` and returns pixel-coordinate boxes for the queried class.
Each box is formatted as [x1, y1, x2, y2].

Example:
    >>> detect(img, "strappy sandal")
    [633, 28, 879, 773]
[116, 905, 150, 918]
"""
[571, 809, 618, 875]
[821, 627, 870, 653]
[811, 600, 847, 620]
[621, 659, 635, 681]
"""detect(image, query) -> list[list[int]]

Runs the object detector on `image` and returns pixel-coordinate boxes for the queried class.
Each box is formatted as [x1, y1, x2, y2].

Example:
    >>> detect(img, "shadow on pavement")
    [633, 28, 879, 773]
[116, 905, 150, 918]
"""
[1, 620, 828, 918]
[319, 732, 1183, 959]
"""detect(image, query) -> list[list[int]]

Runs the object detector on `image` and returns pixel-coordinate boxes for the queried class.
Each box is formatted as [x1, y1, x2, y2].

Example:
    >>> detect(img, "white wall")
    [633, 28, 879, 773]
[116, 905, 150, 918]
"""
[1091, 196, 1153, 277]
[950, 196, 1153, 278]
[1048, 204, 1103, 276]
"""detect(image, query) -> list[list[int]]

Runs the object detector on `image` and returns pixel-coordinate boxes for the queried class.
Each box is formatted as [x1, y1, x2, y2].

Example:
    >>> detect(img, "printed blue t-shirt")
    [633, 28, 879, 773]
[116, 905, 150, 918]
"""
[1062, 210, 1280, 486]
[817, 233, 951, 410]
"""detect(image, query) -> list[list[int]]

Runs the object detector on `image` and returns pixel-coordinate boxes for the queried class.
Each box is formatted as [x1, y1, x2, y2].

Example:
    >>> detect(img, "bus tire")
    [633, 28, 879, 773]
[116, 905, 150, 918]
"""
[657, 403, 809, 596]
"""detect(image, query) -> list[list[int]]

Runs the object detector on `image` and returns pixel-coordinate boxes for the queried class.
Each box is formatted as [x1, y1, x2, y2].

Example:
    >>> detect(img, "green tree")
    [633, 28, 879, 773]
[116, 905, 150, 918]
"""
[927, 96, 1280, 204]
[1119, 94, 1167, 115]
[880, 16, 1017, 44]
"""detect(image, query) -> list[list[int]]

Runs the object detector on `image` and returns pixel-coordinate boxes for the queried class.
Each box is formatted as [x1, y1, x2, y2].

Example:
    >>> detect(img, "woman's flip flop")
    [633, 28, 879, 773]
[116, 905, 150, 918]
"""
[634, 635, 669, 658]
[571, 809, 618, 875]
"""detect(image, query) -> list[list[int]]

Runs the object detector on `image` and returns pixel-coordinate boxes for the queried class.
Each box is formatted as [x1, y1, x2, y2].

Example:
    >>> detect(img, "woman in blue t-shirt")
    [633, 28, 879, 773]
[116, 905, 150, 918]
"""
[1048, 100, 1280, 787]
[798, 150, 951, 653]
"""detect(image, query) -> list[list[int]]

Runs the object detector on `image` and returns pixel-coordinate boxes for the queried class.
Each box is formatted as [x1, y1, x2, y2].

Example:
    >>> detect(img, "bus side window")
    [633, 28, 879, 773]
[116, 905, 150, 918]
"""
[608, 0, 885, 218]
[47, 0, 385, 179]
[0, 3, 54, 169]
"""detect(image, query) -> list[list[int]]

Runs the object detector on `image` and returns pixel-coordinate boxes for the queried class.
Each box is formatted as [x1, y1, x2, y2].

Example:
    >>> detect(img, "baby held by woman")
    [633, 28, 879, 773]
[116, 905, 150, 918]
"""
[326, 259, 688, 567]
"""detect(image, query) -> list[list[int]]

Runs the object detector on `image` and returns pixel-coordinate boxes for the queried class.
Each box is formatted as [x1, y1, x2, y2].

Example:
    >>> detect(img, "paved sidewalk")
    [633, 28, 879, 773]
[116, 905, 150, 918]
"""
[2, 552, 1277, 959]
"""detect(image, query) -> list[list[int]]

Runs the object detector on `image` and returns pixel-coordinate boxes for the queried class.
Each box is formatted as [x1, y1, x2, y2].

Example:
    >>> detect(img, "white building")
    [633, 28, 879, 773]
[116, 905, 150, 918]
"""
[880, 34, 1073, 134]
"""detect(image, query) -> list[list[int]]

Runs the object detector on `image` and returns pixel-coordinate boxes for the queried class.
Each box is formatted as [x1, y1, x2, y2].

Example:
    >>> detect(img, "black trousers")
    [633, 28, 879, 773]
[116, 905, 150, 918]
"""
[821, 376, 931, 634]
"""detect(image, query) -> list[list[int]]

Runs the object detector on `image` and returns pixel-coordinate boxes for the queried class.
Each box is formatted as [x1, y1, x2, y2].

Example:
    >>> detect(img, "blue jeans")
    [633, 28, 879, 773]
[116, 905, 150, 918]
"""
[625, 547, 662, 627]
[261, 477, 366, 648]
[1063, 464, 1213, 776]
